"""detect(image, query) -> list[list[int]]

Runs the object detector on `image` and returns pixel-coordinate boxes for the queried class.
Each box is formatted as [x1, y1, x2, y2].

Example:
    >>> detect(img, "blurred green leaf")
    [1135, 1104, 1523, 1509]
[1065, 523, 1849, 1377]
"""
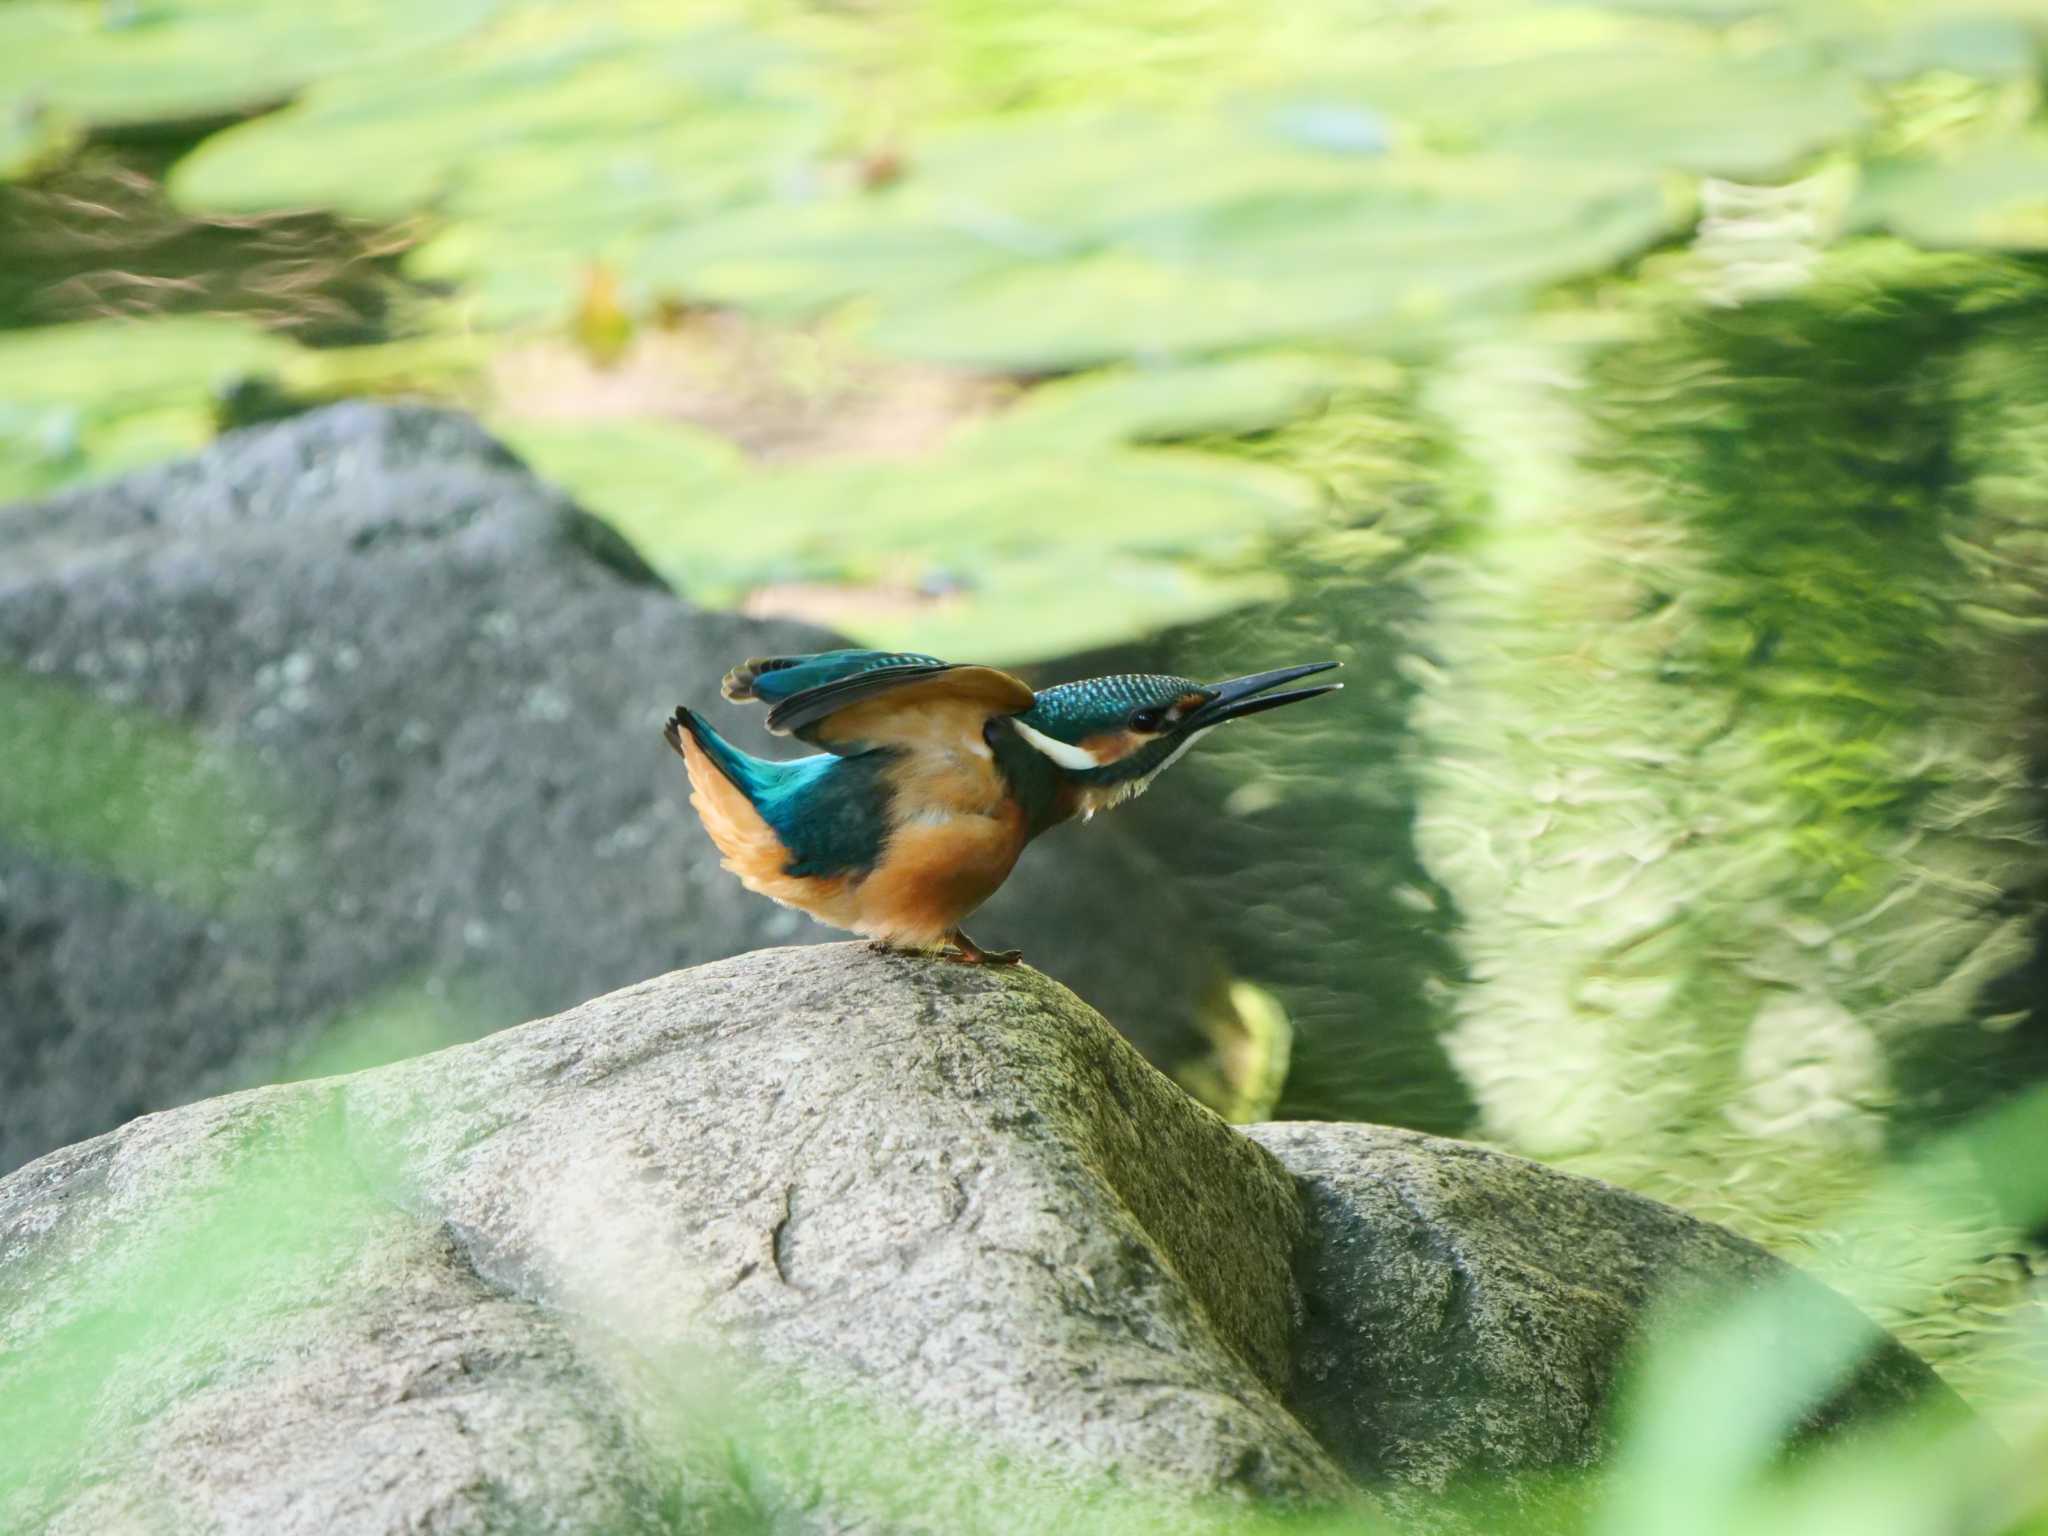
[277, 983, 494, 1081]
[497, 360, 1325, 658]
[0, 316, 294, 500]
[172, 15, 828, 324]
[963, 355, 1343, 455]
[0, 668, 277, 906]
[1851, 136, 2048, 251]
[0, 99, 80, 182]
[1348, 43, 1866, 177]
[1601, 1088, 2048, 1536]
[0, 320, 504, 500]
[644, 110, 1674, 367]
[1833, 9, 2040, 81]
[0, 0, 500, 125]
[174, 29, 813, 224]
[492, 415, 746, 522]
[0, 314, 291, 410]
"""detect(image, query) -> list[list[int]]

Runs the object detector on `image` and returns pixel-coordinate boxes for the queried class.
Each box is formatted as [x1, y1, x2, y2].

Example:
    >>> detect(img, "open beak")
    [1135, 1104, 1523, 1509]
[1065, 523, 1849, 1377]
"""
[1184, 661, 1342, 728]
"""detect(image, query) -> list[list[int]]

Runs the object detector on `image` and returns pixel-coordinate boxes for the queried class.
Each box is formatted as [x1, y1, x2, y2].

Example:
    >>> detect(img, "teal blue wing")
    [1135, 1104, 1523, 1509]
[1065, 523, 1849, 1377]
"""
[719, 648, 1035, 752]
[721, 649, 941, 738]
[722, 649, 945, 716]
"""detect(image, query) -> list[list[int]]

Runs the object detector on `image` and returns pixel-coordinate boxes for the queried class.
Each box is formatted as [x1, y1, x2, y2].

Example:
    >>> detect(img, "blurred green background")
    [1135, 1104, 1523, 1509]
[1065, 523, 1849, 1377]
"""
[5, 0, 2048, 1528]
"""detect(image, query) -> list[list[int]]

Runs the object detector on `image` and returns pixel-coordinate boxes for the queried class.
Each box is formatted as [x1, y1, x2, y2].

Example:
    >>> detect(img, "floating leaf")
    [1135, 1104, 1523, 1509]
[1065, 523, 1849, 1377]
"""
[1263, 102, 1392, 157]
[643, 109, 1671, 368]
[843, 555, 1285, 663]
[1832, 10, 2039, 81]
[172, 17, 828, 324]
[1347, 43, 1867, 178]
[1850, 136, 2048, 250]
[0, 317, 295, 501]
[492, 417, 747, 523]
[494, 360, 1327, 657]
[0, 315, 293, 409]
[153, 0, 2047, 368]
[0, 318, 494, 501]
[0, 99, 79, 182]
[963, 356, 1347, 457]
[0, 0, 499, 125]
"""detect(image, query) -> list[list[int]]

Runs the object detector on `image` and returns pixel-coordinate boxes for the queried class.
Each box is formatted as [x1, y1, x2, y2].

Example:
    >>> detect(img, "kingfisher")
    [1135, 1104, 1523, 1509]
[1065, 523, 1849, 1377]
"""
[663, 649, 1339, 964]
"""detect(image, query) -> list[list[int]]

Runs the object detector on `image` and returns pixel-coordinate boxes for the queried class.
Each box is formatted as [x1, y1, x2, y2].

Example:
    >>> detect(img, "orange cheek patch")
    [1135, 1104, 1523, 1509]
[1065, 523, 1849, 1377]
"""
[1079, 730, 1144, 764]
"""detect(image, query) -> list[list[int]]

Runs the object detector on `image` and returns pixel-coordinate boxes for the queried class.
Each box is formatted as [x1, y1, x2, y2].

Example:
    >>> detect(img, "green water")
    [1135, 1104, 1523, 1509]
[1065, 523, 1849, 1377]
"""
[1149, 250, 2048, 1411]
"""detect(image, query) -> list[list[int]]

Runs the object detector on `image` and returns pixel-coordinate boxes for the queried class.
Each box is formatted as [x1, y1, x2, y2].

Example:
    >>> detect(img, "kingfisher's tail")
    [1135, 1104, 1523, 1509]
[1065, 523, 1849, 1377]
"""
[667, 705, 818, 895]
[661, 705, 698, 758]
[667, 704, 786, 805]
[664, 705, 738, 783]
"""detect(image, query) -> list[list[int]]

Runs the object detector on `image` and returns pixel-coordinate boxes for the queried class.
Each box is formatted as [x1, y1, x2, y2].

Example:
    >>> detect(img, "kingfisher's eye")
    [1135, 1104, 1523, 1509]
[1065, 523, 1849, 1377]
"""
[1129, 707, 1166, 732]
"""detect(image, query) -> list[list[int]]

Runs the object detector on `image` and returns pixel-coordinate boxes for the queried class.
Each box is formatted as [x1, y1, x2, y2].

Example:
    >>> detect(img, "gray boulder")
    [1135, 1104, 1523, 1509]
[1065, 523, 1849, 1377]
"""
[1251, 1123, 1959, 1518]
[0, 403, 1234, 1174]
[0, 945, 1955, 1535]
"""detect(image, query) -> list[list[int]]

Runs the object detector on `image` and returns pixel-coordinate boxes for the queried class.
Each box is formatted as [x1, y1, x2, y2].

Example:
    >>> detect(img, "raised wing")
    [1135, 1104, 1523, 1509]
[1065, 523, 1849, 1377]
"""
[720, 649, 1035, 754]
[722, 649, 945, 708]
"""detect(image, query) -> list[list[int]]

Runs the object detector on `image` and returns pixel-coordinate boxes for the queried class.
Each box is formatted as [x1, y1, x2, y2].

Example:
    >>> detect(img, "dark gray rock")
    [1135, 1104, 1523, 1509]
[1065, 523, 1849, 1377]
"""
[1249, 1121, 1963, 1521]
[0, 947, 1957, 1536]
[0, 403, 1230, 1174]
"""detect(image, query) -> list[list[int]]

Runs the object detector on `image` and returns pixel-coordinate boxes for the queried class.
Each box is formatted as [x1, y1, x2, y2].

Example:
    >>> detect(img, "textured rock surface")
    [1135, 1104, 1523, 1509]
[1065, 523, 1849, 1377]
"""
[0, 403, 1230, 1174]
[1250, 1122, 1959, 1519]
[0, 946, 1956, 1536]
[0, 945, 1340, 1536]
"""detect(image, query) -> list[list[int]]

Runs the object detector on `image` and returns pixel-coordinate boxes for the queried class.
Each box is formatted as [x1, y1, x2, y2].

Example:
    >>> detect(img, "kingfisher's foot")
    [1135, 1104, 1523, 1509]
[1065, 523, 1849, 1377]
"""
[944, 929, 1023, 966]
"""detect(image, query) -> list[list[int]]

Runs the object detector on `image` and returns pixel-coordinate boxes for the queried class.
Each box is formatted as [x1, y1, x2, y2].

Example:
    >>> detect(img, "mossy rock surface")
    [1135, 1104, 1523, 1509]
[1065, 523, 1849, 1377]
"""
[0, 944, 1957, 1534]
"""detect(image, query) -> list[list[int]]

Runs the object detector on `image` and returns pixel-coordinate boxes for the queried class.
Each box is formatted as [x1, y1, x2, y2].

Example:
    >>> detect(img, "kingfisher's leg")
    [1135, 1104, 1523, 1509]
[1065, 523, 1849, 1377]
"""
[944, 928, 1022, 966]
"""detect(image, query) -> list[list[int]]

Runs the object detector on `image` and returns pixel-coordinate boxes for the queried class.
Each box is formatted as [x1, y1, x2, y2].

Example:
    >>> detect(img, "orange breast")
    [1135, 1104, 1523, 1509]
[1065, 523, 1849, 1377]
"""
[849, 804, 1029, 947]
[834, 716, 1028, 946]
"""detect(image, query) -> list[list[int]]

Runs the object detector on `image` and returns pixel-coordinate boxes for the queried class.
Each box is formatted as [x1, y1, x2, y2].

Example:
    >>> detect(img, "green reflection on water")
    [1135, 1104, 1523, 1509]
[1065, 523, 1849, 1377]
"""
[1158, 246, 2048, 1412]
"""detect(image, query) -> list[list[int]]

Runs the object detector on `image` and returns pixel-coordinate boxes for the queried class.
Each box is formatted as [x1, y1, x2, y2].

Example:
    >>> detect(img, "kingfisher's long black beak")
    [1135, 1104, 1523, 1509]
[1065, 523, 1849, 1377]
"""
[1185, 661, 1342, 728]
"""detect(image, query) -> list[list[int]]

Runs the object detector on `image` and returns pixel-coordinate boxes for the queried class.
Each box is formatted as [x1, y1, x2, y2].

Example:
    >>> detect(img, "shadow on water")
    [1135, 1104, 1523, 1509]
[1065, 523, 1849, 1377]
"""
[1145, 371, 1478, 1135]
[1584, 251, 2048, 1152]
[0, 122, 426, 346]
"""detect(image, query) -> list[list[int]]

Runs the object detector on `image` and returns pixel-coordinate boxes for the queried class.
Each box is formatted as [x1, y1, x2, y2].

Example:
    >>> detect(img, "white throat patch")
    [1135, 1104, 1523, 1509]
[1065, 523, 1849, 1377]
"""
[1074, 725, 1214, 818]
[1009, 716, 1102, 771]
